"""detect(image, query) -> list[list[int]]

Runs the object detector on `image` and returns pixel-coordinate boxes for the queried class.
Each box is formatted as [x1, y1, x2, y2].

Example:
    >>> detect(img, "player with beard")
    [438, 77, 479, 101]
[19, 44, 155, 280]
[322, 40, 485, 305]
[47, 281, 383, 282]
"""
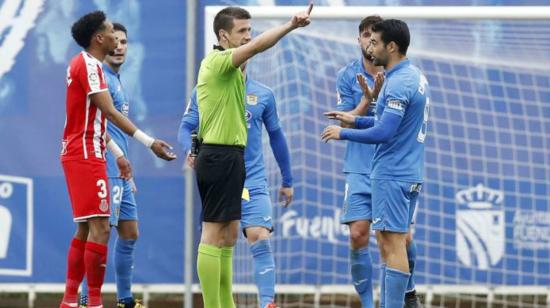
[334, 16, 423, 308]
[323, 19, 429, 308]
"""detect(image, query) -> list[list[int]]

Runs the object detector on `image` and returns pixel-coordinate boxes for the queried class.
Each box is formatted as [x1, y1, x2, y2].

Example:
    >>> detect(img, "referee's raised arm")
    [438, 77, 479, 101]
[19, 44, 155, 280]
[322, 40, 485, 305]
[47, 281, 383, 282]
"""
[231, 3, 313, 68]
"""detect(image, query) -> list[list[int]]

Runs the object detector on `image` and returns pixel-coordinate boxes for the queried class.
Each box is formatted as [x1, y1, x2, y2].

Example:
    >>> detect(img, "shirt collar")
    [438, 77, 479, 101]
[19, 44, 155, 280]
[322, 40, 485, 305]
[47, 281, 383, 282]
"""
[385, 59, 410, 78]
[102, 63, 119, 78]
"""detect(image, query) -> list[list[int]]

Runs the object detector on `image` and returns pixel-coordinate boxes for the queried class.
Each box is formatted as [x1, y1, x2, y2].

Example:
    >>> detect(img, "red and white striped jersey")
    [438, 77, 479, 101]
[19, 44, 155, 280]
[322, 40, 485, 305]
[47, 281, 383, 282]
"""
[61, 51, 109, 162]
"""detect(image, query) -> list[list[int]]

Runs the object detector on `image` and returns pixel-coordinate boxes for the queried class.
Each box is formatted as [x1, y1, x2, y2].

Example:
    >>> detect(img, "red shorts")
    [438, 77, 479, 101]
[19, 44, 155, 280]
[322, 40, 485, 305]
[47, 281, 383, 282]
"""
[62, 159, 110, 222]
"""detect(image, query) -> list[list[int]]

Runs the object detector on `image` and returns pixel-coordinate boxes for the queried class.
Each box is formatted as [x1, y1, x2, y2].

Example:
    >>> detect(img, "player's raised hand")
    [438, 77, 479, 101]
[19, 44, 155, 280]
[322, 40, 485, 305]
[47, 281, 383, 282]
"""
[372, 72, 384, 101]
[324, 111, 356, 126]
[279, 186, 294, 208]
[151, 139, 177, 161]
[357, 74, 380, 102]
[321, 125, 342, 142]
[290, 2, 313, 29]
[116, 156, 132, 180]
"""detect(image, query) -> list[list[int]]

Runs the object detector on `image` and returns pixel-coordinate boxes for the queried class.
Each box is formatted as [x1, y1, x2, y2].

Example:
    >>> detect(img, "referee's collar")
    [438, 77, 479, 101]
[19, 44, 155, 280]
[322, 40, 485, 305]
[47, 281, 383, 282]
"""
[213, 45, 225, 51]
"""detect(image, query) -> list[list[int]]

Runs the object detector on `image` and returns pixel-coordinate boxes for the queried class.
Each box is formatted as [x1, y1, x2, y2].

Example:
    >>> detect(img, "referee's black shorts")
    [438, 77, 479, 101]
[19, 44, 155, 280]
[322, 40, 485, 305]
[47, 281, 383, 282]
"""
[195, 144, 245, 222]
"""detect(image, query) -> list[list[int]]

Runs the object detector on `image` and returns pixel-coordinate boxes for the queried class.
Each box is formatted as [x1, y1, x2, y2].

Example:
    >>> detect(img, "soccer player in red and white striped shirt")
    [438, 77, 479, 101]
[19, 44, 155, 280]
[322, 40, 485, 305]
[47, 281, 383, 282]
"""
[60, 11, 176, 308]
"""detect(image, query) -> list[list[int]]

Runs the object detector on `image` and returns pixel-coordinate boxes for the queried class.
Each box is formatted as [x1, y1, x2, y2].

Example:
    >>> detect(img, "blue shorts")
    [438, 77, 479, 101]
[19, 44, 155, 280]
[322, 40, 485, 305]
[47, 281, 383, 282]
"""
[341, 173, 372, 224]
[241, 187, 273, 234]
[371, 179, 421, 233]
[109, 178, 138, 227]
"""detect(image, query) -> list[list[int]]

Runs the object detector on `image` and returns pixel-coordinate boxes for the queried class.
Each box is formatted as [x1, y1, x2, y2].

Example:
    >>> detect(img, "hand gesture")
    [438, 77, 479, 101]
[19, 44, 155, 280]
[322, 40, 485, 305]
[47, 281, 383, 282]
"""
[279, 186, 294, 208]
[116, 156, 132, 180]
[129, 178, 138, 193]
[321, 125, 342, 143]
[151, 139, 177, 161]
[357, 73, 384, 104]
[290, 2, 313, 29]
[186, 153, 196, 169]
[324, 111, 356, 126]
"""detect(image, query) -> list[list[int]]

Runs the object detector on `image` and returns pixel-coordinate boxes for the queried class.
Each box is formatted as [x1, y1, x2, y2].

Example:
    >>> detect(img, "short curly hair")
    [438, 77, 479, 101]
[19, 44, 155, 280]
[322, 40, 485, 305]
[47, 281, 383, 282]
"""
[71, 11, 107, 49]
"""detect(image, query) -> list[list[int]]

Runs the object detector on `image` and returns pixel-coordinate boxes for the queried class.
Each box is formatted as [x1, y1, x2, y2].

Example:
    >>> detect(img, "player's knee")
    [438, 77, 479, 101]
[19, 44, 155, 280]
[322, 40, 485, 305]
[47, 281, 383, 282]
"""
[349, 228, 370, 248]
[120, 229, 139, 241]
[245, 227, 271, 244]
[88, 223, 111, 243]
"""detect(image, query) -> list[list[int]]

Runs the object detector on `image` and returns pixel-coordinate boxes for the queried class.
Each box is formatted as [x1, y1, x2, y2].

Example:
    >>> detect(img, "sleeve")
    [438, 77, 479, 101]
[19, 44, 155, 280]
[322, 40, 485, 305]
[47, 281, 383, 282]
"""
[268, 128, 293, 187]
[79, 59, 108, 96]
[335, 68, 356, 111]
[262, 91, 281, 133]
[208, 49, 237, 75]
[340, 111, 402, 144]
[177, 88, 200, 154]
[355, 116, 375, 129]
[383, 77, 410, 118]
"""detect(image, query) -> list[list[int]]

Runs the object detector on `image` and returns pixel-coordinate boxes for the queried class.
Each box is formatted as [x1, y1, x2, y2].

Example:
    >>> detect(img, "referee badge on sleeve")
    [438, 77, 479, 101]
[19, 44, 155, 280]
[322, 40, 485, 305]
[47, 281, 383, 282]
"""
[246, 94, 258, 106]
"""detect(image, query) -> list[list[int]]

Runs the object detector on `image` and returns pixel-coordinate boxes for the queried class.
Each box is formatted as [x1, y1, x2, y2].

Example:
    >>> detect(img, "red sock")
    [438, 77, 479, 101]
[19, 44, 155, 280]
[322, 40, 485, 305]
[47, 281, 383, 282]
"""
[61, 238, 86, 304]
[84, 242, 108, 306]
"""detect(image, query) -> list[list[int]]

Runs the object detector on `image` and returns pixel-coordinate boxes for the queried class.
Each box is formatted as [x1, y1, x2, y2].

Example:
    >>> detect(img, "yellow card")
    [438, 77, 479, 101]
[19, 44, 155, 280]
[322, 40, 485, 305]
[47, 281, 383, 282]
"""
[241, 187, 250, 201]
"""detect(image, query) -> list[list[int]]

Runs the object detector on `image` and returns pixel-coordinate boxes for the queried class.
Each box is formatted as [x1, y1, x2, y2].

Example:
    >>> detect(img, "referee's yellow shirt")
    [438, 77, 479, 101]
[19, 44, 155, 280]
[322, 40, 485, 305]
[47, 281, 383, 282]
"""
[197, 48, 247, 147]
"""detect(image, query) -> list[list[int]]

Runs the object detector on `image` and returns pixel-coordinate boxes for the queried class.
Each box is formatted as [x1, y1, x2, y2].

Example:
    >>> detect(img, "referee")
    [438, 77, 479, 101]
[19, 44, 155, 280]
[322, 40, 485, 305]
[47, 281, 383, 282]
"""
[194, 4, 312, 308]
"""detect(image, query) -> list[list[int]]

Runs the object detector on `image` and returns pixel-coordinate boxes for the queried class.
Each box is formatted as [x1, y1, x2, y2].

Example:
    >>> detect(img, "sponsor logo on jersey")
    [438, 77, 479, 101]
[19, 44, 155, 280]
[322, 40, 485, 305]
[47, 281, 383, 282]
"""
[121, 103, 129, 116]
[88, 72, 99, 88]
[246, 94, 258, 106]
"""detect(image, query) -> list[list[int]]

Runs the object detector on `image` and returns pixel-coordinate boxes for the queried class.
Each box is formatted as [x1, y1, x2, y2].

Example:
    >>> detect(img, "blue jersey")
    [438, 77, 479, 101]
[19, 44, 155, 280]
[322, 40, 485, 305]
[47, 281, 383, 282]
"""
[104, 64, 130, 178]
[182, 78, 282, 190]
[336, 59, 376, 175]
[372, 59, 429, 182]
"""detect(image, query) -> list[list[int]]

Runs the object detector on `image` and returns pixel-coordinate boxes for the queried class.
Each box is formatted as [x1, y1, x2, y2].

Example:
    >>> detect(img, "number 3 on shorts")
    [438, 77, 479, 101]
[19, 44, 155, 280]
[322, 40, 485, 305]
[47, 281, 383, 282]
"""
[96, 179, 108, 198]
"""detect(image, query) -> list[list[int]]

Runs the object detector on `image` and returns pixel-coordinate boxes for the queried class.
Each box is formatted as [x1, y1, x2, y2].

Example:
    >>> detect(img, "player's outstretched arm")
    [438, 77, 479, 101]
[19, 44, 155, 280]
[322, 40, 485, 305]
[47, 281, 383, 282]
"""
[90, 91, 176, 161]
[232, 3, 313, 68]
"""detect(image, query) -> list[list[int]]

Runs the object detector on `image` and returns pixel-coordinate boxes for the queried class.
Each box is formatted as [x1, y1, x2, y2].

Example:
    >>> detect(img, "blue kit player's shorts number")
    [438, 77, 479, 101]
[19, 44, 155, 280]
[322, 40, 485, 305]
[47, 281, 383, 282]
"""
[241, 187, 273, 233]
[341, 173, 372, 224]
[109, 178, 138, 227]
[371, 179, 421, 233]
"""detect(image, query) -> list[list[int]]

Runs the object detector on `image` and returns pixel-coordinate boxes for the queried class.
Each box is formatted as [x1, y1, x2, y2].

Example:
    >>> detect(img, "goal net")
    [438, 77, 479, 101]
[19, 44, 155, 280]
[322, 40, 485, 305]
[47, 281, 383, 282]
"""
[205, 6, 550, 307]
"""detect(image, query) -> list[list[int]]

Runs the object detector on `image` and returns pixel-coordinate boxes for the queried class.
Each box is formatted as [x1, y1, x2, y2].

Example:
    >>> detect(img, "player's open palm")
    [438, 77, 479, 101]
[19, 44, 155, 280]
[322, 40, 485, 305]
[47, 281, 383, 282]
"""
[291, 3, 313, 28]
[357, 74, 377, 103]
[116, 156, 132, 180]
[324, 111, 356, 126]
[151, 139, 177, 161]
[372, 72, 384, 101]
[279, 186, 294, 208]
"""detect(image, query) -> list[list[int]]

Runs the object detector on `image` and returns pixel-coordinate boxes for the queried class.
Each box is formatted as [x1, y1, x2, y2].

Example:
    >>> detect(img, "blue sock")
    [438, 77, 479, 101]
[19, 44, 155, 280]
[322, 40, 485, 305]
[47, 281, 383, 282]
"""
[80, 277, 88, 304]
[250, 239, 275, 307]
[115, 238, 137, 301]
[385, 267, 410, 308]
[350, 247, 373, 308]
[406, 240, 417, 293]
[379, 264, 386, 308]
